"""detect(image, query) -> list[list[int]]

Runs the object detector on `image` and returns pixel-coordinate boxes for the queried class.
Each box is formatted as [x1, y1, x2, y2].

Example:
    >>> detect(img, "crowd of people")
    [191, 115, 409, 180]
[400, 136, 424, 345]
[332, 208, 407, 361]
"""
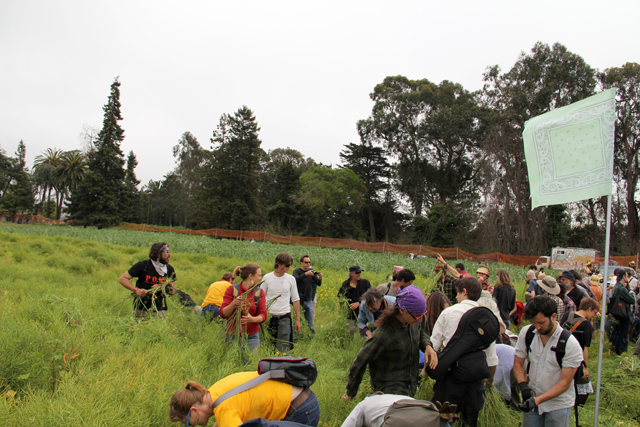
[118, 243, 640, 427]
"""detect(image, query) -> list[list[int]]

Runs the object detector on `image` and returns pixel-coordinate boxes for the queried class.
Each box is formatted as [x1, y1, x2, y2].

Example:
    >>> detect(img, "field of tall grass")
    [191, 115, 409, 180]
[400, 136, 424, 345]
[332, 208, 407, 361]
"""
[0, 223, 638, 426]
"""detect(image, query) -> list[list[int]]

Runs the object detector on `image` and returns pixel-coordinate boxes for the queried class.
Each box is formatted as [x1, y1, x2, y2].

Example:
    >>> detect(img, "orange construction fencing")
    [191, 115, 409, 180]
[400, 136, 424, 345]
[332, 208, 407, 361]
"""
[117, 223, 639, 269]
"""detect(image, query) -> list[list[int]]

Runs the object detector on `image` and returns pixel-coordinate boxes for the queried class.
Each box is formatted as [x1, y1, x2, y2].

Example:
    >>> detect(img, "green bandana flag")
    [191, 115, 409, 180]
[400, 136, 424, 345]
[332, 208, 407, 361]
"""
[523, 89, 616, 209]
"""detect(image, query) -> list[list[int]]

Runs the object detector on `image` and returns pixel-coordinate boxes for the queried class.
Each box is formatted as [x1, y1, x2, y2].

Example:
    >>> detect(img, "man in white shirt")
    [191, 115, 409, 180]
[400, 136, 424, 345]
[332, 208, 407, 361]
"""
[514, 295, 583, 427]
[429, 277, 495, 427]
[262, 252, 301, 353]
[340, 393, 414, 427]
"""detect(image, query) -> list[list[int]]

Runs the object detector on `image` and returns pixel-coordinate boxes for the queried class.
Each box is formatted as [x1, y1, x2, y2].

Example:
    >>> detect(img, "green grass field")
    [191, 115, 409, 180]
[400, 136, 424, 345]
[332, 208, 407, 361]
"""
[0, 223, 638, 426]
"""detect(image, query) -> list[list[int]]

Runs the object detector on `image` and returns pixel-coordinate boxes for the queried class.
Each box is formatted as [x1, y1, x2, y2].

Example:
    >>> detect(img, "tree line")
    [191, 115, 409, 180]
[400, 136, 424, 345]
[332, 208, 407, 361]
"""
[1, 42, 639, 256]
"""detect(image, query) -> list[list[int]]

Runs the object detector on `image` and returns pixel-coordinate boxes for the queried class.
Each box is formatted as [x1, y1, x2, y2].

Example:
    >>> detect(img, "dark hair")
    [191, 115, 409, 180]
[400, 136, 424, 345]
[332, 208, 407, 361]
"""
[300, 255, 310, 262]
[572, 269, 583, 281]
[529, 265, 537, 271]
[221, 272, 234, 282]
[274, 252, 293, 269]
[233, 263, 261, 281]
[149, 242, 168, 260]
[579, 297, 600, 312]
[455, 263, 465, 271]
[396, 268, 415, 283]
[523, 295, 557, 320]
[169, 381, 206, 422]
[425, 291, 450, 333]
[496, 269, 513, 289]
[455, 277, 482, 301]
[362, 287, 385, 306]
[373, 306, 401, 328]
[557, 281, 568, 299]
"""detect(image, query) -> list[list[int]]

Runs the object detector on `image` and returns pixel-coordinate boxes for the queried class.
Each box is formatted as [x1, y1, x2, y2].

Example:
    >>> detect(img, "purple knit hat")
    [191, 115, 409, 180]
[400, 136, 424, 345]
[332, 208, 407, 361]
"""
[394, 284, 426, 314]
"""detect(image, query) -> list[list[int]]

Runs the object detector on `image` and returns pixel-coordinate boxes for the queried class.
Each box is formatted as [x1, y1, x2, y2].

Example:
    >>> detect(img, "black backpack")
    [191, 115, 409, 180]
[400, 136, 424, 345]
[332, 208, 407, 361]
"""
[425, 306, 500, 382]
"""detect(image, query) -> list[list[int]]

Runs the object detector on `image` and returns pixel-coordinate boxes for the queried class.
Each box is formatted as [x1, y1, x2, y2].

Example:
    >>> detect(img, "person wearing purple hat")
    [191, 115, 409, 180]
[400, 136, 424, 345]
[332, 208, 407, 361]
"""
[343, 285, 438, 401]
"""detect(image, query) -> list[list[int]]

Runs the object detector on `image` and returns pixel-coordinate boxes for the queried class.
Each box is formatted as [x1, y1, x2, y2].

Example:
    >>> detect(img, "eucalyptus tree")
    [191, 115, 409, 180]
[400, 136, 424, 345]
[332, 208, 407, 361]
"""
[480, 42, 596, 254]
[1, 140, 34, 216]
[599, 62, 640, 252]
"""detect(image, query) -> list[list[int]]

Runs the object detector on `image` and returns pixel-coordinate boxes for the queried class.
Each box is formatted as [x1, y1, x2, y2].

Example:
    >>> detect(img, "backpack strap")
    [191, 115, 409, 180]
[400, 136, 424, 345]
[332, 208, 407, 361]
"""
[212, 370, 286, 409]
[232, 283, 261, 309]
[551, 328, 571, 368]
[524, 324, 535, 356]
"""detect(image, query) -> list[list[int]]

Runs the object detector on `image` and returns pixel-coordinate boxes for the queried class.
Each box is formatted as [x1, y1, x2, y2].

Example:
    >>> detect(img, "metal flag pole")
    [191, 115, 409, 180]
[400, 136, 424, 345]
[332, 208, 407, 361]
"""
[593, 194, 613, 426]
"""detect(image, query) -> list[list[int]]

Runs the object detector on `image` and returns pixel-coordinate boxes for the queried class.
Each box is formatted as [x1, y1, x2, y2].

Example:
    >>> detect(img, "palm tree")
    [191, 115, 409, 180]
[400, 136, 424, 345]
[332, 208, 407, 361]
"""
[53, 150, 86, 220]
[33, 148, 63, 218]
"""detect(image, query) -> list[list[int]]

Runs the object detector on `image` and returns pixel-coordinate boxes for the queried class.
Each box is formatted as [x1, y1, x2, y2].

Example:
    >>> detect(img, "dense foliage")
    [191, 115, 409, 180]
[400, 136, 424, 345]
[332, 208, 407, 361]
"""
[3, 42, 640, 257]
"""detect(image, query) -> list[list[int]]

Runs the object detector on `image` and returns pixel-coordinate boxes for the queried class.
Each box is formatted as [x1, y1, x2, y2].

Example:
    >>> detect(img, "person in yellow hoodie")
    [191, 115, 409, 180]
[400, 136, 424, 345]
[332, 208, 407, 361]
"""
[169, 372, 320, 427]
[201, 273, 234, 320]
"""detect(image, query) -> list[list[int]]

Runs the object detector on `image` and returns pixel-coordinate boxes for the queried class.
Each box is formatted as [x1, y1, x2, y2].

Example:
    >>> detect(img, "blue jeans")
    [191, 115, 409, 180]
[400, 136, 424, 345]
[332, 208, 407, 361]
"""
[201, 305, 221, 321]
[522, 407, 571, 427]
[269, 314, 293, 353]
[283, 390, 320, 427]
[301, 300, 315, 334]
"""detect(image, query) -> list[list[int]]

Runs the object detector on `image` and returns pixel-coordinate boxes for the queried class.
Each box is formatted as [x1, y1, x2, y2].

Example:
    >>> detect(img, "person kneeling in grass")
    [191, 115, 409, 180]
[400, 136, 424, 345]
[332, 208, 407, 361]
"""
[343, 285, 438, 400]
[169, 373, 320, 427]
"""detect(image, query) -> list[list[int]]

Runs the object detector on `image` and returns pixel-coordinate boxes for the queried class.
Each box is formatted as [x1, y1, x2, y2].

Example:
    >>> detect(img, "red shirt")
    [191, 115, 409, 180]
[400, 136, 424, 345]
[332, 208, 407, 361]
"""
[221, 284, 267, 336]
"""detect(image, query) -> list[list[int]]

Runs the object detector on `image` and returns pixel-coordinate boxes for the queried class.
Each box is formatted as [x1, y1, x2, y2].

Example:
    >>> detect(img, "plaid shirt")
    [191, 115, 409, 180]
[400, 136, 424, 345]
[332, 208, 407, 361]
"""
[346, 316, 432, 398]
[436, 274, 457, 304]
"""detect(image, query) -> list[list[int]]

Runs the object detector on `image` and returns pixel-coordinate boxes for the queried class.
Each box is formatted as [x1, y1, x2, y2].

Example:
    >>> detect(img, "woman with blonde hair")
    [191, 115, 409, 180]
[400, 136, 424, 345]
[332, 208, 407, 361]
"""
[169, 375, 320, 426]
[492, 269, 516, 328]
[220, 263, 267, 350]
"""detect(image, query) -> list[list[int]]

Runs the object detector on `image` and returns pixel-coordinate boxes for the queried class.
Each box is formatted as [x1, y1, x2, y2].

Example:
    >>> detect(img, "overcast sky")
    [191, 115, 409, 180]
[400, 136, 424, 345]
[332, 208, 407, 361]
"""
[1, 0, 638, 186]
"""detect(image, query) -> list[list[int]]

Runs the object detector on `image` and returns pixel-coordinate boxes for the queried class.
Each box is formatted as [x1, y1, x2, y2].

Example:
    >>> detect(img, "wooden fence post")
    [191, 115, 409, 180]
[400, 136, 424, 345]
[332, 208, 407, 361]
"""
[289, 235, 292, 244]
[240, 230, 243, 241]
[349, 238, 351, 250]
[319, 237, 322, 247]
[215, 229, 218, 238]
[419, 245, 422, 256]
[382, 242, 386, 253]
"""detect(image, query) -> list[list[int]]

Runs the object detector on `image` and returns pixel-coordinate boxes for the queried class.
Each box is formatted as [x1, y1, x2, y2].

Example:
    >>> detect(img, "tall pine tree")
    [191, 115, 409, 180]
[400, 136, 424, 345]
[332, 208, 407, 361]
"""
[205, 106, 265, 229]
[68, 78, 126, 228]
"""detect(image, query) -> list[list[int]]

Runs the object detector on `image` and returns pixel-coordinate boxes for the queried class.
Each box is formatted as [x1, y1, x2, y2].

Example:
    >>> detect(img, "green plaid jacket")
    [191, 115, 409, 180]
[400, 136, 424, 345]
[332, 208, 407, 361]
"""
[346, 316, 433, 398]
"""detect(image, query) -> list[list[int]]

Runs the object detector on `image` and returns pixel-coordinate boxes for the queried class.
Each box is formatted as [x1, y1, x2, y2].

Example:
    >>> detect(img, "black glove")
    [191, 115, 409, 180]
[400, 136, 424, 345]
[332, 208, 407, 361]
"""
[519, 381, 533, 401]
[518, 396, 538, 412]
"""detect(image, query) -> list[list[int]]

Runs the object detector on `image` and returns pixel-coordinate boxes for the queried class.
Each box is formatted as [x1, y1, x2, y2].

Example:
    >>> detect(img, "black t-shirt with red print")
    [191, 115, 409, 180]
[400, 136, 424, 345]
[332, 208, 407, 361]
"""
[128, 259, 176, 311]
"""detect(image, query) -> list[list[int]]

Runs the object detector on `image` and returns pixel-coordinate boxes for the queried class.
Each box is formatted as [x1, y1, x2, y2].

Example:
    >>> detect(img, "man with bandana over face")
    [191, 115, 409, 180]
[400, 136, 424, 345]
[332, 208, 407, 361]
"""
[118, 242, 176, 318]
[342, 285, 438, 401]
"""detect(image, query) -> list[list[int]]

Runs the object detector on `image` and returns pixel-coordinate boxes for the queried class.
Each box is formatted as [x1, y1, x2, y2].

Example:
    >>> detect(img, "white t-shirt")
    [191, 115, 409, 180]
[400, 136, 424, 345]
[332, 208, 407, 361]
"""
[262, 272, 300, 316]
[494, 344, 515, 400]
[515, 323, 583, 414]
[340, 394, 414, 427]
[430, 299, 499, 367]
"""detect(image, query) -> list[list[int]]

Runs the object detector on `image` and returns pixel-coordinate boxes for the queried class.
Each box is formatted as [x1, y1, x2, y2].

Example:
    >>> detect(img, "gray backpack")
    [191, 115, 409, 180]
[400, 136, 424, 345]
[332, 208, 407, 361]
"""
[383, 399, 448, 427]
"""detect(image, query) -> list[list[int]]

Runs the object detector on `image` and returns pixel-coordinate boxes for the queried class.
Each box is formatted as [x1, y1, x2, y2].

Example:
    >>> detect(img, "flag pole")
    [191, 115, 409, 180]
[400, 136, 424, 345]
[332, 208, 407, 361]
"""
[593, 194, 613, 426]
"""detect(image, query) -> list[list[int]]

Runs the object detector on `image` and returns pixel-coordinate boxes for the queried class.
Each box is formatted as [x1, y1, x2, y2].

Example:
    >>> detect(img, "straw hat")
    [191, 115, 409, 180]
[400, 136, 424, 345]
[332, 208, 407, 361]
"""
[538, 273, 547, 280]
[630, 261, 637, 268]
[590, 274, 602, 287]
[537, 276, 560, 295]
[476, 265, 490, 276]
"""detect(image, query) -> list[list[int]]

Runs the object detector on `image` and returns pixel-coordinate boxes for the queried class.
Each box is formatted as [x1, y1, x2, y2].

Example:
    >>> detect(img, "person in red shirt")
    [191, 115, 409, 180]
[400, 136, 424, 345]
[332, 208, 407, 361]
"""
[221, 263, 267, 351]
